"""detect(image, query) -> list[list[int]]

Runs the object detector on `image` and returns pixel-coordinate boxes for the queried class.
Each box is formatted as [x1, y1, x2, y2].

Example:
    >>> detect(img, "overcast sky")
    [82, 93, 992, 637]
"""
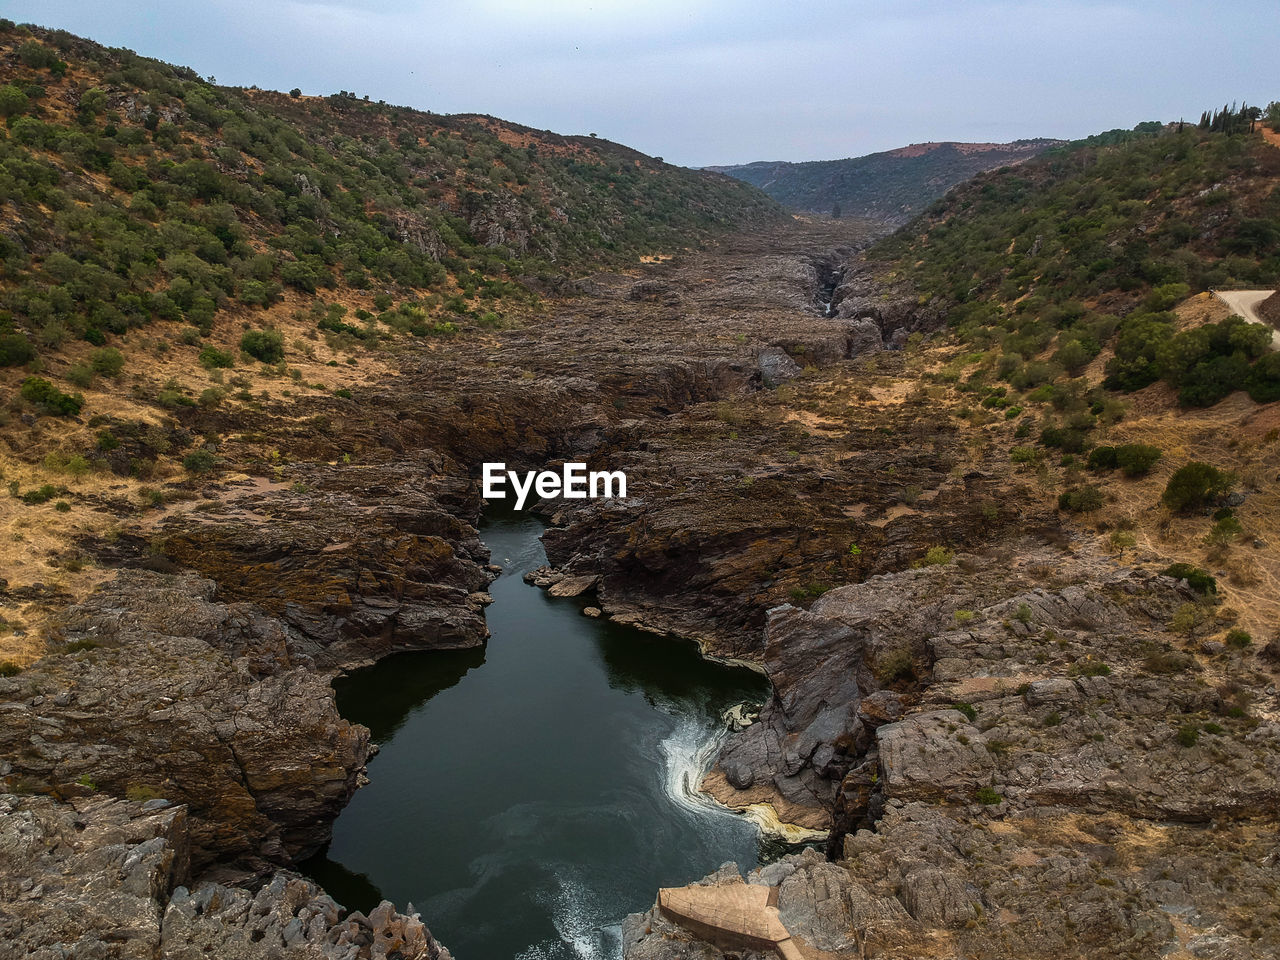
[9, 1, 1278, 167]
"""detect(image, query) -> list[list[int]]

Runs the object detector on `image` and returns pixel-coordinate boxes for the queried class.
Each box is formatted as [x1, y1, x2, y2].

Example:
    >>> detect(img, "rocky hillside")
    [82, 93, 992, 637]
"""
[1260, 286, 1280, 325]
[867, 114, 1280, 412]
[0, 18, 778, 653]
[708, 139, 1062, 224]
[0, 20, 779, 361]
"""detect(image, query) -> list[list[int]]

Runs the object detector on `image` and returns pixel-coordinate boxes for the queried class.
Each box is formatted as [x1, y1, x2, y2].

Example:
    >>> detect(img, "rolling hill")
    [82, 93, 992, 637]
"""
[708, 139, 1062, 224]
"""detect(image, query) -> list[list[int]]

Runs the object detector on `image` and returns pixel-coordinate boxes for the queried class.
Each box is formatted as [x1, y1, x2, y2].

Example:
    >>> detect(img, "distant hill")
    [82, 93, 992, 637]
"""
[708, 140, 1064, 225]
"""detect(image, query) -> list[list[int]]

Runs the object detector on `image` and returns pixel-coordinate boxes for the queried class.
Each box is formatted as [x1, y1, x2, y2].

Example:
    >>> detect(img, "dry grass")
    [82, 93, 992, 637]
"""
[1083, 388, 1280, 637]
[0, 288, 421, 664]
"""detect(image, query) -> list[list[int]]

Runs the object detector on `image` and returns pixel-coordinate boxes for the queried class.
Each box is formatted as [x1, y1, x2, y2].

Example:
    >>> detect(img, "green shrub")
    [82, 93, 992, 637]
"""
[1076, 660, 1112, 677]
[18, 40, 64, 72]
[1087, 446, 1118, 470]
[1175, 724, 1200, 748]
[1115, 443, 1162, 476]
[1162, 562, 1217, 595]
[1058, 485, 1104, 512]
[789, 581, 830, 602]
[919, 546, 954, 566]
[1053, 337, 1100, 374]
[198, 387, 226, 409]
[0, 661, 21, 677]
[54, 500, 71, 513]
[20, 377, 83, 416]
[875, 645, 915, 683]
[182, 450, 218, 473]
[66, 363, 94, 388]
[0, 333, 36, 366]
[20, 484, 62, 505]
[1178, 351, 1251, 407]
[975, 786, 1002, 805]
[0, 83, 29, 117]
[1161, 461, 1234, 512]
[951, 701, 977, 721]
[198, 345, 235, 369]
[1040, 425, 1088, 453]
[1204, 515, 1243, 547]
[240, 329, 284, 363]
[1247, 352, 1280, 403]
[89, 347, 125, 377]
[1224, 628, 1252, 648]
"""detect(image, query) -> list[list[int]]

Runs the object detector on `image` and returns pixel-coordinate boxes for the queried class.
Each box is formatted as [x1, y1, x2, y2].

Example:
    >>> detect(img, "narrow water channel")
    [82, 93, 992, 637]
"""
[303, 507, 771, 960]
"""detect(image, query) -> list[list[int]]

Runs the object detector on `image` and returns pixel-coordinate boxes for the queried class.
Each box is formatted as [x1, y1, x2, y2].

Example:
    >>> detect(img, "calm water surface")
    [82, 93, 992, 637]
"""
[304, 508, 770, 960]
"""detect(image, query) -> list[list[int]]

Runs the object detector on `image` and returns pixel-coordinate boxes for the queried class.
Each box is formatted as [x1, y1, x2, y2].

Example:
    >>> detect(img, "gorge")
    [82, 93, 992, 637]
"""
[2, 20, 1279, 960]
[303, 507, 771, 960]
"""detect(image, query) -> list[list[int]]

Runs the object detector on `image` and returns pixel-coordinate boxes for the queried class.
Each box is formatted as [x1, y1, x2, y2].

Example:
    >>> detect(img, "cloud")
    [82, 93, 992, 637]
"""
[14, 0, 1280, 166]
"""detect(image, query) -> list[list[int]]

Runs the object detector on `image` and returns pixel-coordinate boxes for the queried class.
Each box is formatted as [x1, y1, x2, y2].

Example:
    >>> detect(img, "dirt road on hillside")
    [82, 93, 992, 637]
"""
[1214, 289, 1279, 347]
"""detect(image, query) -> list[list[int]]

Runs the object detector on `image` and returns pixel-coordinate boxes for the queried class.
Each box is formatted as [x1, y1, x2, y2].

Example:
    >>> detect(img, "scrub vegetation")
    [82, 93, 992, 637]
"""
[0, 20, 778, 369]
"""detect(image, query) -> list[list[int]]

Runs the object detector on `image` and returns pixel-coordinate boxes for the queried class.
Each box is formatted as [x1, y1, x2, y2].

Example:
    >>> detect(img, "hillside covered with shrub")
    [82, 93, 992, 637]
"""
[870, 113, 1280, 410]
[0, 20, 780, 367]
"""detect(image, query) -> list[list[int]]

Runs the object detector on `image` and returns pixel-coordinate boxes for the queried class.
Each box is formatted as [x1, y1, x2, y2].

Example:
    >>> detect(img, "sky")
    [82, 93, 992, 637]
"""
[7, 1, 1279, 167]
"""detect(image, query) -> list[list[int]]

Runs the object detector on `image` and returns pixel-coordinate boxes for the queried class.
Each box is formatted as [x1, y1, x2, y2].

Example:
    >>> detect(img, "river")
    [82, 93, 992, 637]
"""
[303, 507, 772, 959]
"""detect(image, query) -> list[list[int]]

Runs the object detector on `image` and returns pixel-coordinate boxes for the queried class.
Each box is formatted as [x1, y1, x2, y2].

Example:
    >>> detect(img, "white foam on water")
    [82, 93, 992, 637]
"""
[514, 719, 753, 960]
[659, 716, 745, 821]
[515, 869, 614, 960]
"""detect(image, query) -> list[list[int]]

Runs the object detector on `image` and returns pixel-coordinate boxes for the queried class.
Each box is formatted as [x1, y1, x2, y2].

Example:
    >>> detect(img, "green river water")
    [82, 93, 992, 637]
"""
[303, 508, 774, 959]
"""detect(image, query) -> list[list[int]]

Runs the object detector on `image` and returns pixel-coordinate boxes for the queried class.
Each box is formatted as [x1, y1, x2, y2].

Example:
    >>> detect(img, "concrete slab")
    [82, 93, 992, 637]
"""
[658, 883, 804, 959]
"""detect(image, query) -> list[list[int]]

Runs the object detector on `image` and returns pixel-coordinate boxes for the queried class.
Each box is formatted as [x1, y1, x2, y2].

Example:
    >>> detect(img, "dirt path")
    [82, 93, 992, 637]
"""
[1214, 289, 1278, 347]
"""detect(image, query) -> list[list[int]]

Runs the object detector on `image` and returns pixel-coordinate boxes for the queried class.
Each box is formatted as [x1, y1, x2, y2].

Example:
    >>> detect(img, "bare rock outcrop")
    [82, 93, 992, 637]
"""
[0, 793, 450, 960]
[0, 571, 369, 870]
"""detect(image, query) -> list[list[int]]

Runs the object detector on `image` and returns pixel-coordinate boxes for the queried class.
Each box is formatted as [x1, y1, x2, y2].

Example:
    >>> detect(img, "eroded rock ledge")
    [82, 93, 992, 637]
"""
[625, 544, 1280, 959]
[0, 570, 371, 871]
[0, 793, 451, 960]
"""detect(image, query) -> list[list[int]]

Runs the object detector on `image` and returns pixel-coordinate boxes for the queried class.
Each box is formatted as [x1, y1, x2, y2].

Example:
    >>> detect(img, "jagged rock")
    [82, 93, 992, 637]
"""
[757, 347, 801, 387]
[0, 793, 450, 960]
[628, 280, 672, 301]
[877, 710, 995, 802]
[0, 572, 370, 869]
[844, 318, 884, 358]
[0, 793, 187, 960]
[776, 852, 909, 952]
[159, 457, 490, 666]
[897, 865, 981, 926]
[710, 602, 866, 822]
